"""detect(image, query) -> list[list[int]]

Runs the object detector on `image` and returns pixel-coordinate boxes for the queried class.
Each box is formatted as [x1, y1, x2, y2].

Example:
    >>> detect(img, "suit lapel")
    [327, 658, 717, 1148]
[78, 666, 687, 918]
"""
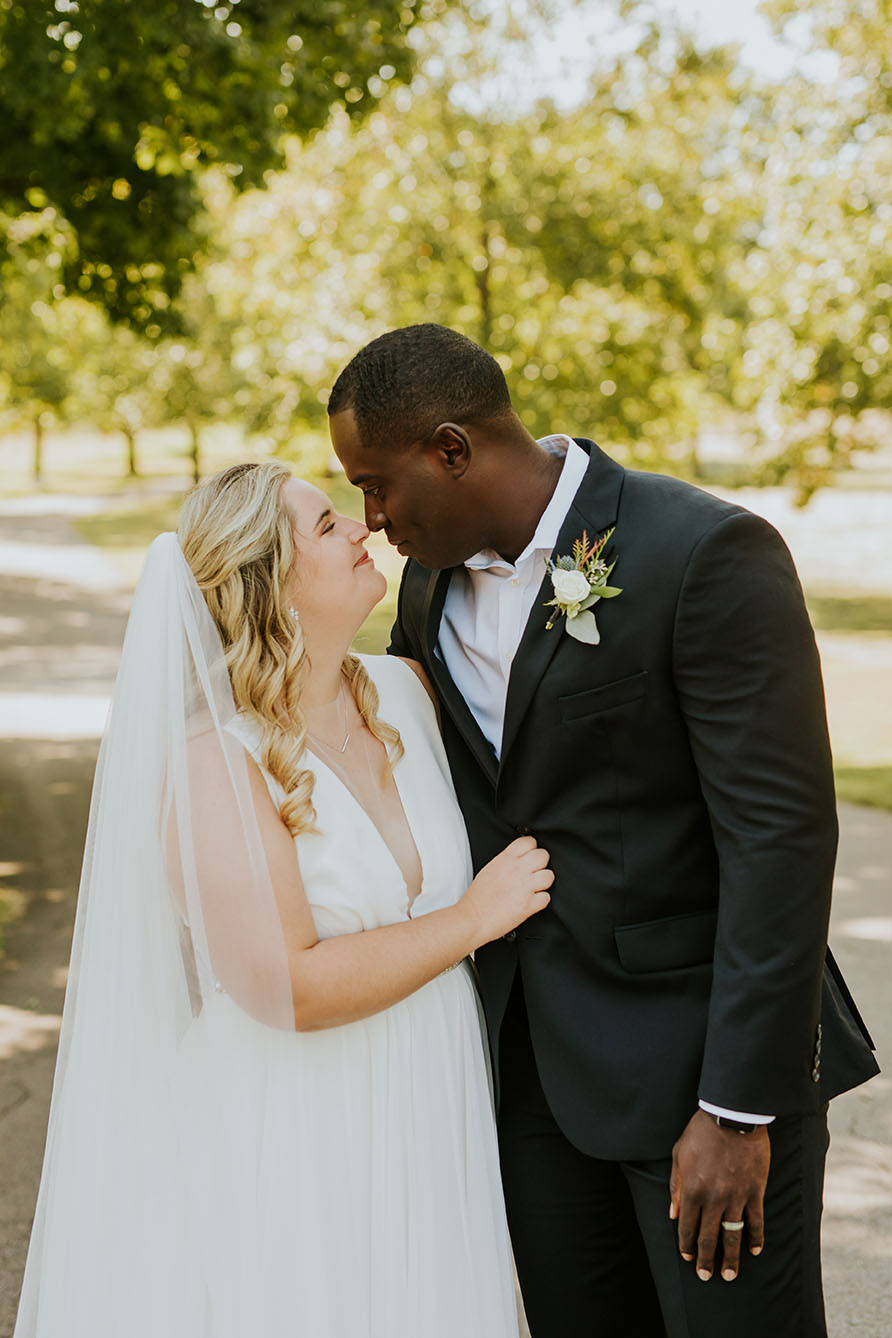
[418, 567, 500, 786]
[498, 441, 625, 774]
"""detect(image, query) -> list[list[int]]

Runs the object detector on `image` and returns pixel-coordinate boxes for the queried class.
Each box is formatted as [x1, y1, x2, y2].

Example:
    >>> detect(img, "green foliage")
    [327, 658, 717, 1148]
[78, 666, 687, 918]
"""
[730, 0, 892, 500]
[0, 0, 437, 326]
[3, 1, 892, 499]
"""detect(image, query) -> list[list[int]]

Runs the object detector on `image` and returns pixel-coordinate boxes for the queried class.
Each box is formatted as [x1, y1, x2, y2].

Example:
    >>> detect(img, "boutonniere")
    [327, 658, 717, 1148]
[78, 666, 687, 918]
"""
[544, 528, 622, 644]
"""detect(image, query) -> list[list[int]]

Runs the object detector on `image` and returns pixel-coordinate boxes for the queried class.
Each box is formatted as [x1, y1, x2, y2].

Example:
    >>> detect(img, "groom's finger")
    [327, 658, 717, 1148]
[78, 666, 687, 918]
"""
[719, 1209, 746, 1281]
[668, 1160, 680, 1223]
[746, 1195, 765, 1256]
[694, 1207, 722, 1280]
[675, 1195, 700, 1264]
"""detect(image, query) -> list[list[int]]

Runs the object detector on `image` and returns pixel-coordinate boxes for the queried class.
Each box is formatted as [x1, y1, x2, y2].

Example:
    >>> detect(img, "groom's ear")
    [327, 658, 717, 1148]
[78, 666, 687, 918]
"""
[427, 423, 472, 479]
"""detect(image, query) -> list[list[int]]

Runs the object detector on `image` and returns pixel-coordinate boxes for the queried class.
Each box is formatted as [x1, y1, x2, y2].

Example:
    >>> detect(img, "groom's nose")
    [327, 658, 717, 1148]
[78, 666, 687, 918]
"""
[364, 500, 387, 532]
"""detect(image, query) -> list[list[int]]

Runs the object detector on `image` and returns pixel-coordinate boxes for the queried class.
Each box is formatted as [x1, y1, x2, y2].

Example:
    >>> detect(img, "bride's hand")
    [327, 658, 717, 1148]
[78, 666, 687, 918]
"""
[460, 836, 553, 947]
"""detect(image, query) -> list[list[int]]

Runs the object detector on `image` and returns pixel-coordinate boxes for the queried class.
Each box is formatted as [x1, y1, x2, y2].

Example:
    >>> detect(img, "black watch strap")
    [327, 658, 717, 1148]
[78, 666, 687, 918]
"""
[710, 1113, 761, 1134]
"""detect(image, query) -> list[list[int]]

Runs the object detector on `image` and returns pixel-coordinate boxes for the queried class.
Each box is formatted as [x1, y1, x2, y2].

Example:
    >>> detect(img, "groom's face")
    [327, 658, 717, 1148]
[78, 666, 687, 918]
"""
[330, 409, 481, 570]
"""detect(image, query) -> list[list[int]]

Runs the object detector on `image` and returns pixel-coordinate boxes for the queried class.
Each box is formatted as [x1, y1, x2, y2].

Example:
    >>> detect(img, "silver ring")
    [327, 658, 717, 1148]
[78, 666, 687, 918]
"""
[721, 1220, 745, 1232]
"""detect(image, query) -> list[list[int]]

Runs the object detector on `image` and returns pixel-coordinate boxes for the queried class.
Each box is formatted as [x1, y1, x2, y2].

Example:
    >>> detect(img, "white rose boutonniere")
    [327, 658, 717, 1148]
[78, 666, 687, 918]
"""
[544, 528, 622, 645]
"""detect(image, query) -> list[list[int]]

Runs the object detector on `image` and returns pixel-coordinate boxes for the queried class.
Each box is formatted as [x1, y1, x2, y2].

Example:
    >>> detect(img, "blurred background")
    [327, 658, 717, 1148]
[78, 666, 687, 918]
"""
[0, 2, 890, 1334]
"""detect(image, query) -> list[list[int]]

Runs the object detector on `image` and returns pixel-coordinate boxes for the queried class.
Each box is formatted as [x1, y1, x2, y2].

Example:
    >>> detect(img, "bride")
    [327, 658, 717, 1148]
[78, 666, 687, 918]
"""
[14, 461, 553, 1338]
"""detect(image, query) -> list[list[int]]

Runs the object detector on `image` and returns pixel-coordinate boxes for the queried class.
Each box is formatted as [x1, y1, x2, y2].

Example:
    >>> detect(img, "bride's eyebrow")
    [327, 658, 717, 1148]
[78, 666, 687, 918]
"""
[314, 507, 333, 531]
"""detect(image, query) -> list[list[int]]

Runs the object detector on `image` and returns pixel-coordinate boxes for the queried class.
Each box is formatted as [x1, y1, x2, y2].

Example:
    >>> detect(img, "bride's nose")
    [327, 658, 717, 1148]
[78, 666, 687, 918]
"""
[350, 520, 371, 544]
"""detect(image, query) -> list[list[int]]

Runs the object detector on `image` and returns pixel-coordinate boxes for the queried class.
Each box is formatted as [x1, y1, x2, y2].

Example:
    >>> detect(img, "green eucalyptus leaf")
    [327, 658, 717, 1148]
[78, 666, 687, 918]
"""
[565, 610, 600, 644]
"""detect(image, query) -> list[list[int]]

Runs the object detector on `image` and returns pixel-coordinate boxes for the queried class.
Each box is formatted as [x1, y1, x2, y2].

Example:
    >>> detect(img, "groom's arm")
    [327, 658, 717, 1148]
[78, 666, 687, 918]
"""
[673, 509, 837, 1111]
[668, 509, 837, 1278]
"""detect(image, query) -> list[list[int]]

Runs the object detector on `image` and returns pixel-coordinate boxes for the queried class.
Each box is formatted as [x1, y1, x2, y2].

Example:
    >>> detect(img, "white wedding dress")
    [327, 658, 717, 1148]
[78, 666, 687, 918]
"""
[15, 533, 520, 1338]
[172, 653, 520, 1337]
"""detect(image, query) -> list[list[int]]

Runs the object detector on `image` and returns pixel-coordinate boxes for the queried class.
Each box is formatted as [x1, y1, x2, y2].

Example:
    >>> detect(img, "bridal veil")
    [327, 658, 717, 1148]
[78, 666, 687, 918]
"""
[14, 533, 296, 1337]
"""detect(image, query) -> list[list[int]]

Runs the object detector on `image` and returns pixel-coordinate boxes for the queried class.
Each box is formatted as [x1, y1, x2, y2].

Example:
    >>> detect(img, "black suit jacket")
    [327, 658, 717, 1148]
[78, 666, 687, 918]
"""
[389, 440, 878, 1160]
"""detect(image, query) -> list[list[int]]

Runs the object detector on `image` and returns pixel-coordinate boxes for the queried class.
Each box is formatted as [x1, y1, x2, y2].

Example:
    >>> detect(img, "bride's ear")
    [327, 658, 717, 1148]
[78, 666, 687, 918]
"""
[427, 423, 472, 479]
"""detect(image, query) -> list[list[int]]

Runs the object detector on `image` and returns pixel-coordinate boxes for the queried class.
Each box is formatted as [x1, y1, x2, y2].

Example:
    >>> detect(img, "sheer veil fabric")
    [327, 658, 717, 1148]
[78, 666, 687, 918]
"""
[15, 533, 520, 1338]
[14, 533, 297, 1336]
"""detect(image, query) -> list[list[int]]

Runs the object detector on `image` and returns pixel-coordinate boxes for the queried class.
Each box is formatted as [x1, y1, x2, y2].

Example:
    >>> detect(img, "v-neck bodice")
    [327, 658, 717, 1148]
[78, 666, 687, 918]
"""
[227, 656, 473, 940]
[303, 738, 424, 914]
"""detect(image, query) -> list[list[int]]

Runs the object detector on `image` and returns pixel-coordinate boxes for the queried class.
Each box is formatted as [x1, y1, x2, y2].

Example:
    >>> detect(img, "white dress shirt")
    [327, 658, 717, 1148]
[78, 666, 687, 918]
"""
[438, 435, 588, 758]
[436, 432, 772, 1128]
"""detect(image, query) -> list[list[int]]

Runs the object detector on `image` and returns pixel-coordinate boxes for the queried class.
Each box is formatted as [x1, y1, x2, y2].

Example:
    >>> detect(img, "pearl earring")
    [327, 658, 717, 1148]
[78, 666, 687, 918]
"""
[289, 605, 301, 625]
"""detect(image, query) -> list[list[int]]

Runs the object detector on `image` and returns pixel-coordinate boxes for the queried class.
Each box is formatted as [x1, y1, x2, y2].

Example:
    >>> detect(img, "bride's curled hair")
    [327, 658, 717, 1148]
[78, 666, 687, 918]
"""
[178, 461, 402, 836]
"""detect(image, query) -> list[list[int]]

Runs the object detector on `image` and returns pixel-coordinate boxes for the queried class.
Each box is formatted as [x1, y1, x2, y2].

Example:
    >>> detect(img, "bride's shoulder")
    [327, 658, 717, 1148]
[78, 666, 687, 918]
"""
[356, 653, 439, 726]
[222, 710, 264, 759]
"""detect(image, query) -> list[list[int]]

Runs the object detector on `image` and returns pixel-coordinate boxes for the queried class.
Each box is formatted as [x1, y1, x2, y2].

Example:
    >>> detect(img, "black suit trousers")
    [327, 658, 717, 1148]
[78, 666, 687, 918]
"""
[498, 978, 830, 1338]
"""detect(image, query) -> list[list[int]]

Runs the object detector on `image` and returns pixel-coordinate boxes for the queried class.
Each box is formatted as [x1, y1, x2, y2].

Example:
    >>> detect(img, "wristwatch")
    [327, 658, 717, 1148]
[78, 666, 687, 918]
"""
[710, 1113, 761, 1134]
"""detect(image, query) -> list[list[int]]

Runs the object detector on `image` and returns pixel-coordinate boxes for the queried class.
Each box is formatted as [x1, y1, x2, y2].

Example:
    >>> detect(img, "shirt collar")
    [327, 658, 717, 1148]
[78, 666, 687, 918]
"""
[463, 435, 589, 574]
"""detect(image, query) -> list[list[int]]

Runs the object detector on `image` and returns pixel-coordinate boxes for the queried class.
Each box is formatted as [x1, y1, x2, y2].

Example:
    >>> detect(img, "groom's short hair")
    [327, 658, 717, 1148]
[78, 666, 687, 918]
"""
[328, 324, 512, 451]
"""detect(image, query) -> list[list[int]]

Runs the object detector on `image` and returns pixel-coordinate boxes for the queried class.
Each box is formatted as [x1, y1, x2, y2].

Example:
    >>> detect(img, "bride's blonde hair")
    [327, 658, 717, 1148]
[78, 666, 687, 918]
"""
[178, 461, 402, 836]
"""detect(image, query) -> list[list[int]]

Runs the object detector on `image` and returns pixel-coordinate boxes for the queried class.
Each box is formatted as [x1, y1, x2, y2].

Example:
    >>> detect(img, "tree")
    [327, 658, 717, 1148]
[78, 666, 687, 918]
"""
[218, 29, 758, 469]
[72, 322, 160, 476]
[0, 0, 446, 328]
[0, 216, 90, 480]
[732, 0, 892, 500]
[149, 268, 246, 483]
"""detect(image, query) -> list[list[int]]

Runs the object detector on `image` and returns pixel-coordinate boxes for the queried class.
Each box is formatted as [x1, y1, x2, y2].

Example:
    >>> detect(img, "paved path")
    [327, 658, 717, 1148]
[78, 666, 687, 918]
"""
[0, 499, 889, 1336]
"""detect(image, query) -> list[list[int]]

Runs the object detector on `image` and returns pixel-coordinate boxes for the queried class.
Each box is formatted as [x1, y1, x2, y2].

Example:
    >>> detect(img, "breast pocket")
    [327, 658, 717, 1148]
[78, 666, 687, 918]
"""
[558, 670, 648, 723]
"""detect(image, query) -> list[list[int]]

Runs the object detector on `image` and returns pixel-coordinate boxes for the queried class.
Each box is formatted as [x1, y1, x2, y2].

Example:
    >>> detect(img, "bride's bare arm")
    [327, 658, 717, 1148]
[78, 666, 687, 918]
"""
[184, 740, 551, 1032]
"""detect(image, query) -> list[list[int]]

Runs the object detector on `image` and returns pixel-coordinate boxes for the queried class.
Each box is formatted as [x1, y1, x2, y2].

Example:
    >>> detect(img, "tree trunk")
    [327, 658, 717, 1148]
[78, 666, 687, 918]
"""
[474, 216, 493, 349]
[33, 415, 44, 485]
[124, 427, 139, 478]
[187, 420, 201, 485]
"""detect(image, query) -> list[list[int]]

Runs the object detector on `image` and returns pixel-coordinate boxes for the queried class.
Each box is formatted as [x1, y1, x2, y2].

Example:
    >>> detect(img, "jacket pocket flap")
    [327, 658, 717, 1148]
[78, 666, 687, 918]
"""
[558, 670, 648, 722]
[614, 907, 718, 974]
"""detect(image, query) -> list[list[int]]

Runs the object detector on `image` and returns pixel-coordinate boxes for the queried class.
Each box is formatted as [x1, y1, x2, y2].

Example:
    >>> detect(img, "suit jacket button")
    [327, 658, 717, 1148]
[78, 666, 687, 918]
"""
[515, 825, 531, 836]
[504, 930, 517, 942]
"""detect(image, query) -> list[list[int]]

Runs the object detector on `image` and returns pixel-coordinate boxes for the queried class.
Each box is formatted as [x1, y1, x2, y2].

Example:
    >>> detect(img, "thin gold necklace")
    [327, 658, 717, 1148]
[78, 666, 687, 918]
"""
[306, 682, 351, 754]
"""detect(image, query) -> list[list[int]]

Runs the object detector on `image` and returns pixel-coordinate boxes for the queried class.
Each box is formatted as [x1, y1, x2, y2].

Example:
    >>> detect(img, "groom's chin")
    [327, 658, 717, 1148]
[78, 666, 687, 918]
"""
[394, 539, 457, 571]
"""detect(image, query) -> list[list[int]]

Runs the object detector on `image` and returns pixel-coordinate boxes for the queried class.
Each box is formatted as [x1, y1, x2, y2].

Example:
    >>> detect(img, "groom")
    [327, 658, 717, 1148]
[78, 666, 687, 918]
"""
[328, 324, 878, 1337]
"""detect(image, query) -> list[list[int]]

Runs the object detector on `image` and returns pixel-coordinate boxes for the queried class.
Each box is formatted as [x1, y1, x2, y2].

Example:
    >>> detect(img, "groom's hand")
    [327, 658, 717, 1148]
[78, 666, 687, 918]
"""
[669, 1109, 770, 1283]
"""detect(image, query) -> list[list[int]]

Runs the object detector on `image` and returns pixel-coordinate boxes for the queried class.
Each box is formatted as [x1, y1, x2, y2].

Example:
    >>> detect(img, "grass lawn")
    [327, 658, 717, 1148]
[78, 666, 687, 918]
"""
[834, 765, 892, 812]
[806, 592, 892, 635]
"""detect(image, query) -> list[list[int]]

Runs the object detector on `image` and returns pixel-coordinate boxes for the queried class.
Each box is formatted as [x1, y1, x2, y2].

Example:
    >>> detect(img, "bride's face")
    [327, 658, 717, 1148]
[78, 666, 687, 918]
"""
[280, 478, 387, 637]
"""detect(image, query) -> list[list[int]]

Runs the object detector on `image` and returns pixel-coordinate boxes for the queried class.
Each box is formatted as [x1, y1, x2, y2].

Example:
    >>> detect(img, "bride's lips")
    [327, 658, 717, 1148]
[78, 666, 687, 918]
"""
[354, 550, 373, 567]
